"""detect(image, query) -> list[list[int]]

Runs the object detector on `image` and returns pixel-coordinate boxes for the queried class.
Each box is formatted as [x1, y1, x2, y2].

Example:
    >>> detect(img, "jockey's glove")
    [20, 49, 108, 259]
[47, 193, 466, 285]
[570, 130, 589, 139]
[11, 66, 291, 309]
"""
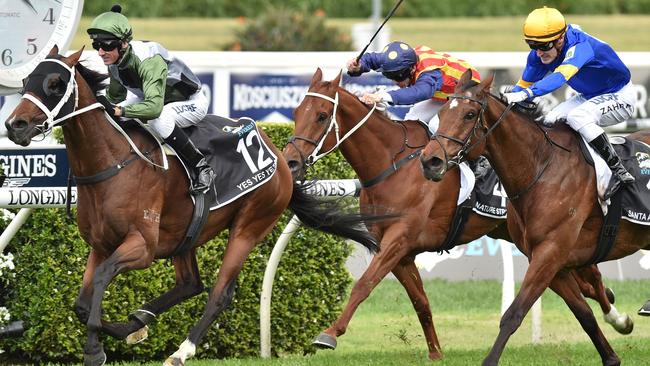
[503, 90, 531, 104]
[96, 95, 121, 121]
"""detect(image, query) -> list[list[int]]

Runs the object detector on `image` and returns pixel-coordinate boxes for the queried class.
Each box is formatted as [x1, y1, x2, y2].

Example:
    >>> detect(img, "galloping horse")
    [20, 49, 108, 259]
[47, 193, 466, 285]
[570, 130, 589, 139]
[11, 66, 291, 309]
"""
[420, 70, 649, 365]
[283, 68, 631, 361]
[4, 47, 382, 366]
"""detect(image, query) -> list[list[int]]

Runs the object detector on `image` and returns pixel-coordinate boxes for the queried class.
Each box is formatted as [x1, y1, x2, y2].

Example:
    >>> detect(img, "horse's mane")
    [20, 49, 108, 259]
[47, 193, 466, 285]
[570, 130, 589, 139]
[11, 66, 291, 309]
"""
[47, 54, 109, 95]
[76, 61, 109, 95]
[331, 81, 394, 122]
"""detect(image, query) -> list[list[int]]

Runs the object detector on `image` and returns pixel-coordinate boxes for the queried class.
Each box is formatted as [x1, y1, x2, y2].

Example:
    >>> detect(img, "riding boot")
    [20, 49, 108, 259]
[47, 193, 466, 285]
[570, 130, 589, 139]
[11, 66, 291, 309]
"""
[588, 133, 635, 199]
[164, 125, 215, 195]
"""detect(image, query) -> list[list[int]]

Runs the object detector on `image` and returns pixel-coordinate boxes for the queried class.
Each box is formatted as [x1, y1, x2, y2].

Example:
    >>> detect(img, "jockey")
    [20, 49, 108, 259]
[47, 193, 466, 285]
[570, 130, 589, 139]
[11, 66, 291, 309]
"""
[87, 5, 214, 195]
[346, 41, 481, 134]
[503, 6, 636, 198]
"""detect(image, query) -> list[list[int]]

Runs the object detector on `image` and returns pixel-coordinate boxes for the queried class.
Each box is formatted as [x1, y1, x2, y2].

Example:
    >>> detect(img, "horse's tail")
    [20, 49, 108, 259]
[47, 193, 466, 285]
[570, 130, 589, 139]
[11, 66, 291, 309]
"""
[288, 181, 392, 253]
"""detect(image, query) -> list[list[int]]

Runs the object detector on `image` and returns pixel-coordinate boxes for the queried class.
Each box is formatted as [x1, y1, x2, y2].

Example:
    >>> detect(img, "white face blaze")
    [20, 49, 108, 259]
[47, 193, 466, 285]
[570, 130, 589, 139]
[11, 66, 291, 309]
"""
[449, 99, 459, 109]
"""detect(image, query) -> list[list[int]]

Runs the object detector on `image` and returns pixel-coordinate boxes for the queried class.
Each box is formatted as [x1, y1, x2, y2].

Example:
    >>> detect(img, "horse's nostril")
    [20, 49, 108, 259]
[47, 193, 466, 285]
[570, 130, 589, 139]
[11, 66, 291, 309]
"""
[10, 119, 28, 131]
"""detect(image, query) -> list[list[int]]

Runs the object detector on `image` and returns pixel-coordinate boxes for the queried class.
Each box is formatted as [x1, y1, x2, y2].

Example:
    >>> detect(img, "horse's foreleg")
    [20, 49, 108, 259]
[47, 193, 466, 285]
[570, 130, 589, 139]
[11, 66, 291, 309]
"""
[165, 235, 258, 366]
[550, 271, 620, 366]
[100, 251, 205, 342]
[483, 250, 564, 366]
[573, 265, 633, 335]
[83, 231, 154, 366]
[314, 231, 409, 351]
[392, 258, 442, 360]
[74, 250, 105, 326]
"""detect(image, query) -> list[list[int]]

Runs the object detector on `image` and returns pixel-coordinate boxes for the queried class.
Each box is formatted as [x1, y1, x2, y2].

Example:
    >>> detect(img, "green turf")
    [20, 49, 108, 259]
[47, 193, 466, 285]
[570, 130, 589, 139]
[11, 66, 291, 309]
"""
[66, 278, 650, 365]
[71, 16, 650, 52]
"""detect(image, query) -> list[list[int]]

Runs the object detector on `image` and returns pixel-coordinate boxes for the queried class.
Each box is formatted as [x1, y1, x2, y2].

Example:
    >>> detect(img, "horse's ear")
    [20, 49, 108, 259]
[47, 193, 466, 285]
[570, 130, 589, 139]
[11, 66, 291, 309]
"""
[64, 47, 84, 66]
[311, 68, 323, 86]
[478, 73, 495, 94]
[332, 69, 343, 87]
[48, 45, 59, 57]
[454, 69, 474, 93]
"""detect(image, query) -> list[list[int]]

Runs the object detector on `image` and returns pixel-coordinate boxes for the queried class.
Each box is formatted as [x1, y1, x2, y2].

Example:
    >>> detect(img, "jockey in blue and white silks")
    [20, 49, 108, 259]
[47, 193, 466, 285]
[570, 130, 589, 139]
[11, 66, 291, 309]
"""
[503, 6, 636, 198]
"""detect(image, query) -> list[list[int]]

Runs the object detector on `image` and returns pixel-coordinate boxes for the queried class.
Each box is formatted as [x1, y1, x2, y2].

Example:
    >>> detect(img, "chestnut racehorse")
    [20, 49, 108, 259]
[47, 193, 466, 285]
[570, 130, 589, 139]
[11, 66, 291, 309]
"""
[4, 48, 383, 366]
[420, 70, 648, 366]
[283, 68, 631, 361]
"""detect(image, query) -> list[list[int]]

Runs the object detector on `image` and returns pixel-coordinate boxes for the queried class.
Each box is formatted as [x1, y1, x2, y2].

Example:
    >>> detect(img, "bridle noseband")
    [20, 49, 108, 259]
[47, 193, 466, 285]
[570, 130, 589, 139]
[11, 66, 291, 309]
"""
[287, 91, 378, 167]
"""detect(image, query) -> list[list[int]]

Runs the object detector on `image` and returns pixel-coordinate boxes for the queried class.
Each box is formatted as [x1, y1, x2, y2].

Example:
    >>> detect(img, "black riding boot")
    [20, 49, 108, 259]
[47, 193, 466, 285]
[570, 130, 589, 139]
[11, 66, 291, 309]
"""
[164, 125, 215, 195]
[588, 133, 635, 198]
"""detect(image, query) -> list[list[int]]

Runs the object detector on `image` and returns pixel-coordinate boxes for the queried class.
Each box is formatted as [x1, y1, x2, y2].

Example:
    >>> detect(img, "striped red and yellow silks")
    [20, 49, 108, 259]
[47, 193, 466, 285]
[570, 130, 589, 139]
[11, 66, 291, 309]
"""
[412, 46, 481, 102]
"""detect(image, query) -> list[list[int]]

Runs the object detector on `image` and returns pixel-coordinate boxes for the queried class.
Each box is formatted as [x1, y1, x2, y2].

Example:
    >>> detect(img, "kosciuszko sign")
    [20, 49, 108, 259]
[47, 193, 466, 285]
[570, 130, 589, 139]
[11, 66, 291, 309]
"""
[0, 145, 76, 208]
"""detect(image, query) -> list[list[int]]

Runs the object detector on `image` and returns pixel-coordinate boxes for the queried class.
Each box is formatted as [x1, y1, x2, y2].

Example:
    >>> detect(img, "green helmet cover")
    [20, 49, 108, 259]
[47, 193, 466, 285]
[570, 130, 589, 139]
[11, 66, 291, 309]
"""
[87, 11, 133, 41]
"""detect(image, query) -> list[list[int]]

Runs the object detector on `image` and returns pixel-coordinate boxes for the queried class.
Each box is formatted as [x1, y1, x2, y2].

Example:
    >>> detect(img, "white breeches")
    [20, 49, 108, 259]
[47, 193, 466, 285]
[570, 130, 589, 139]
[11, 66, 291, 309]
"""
[119, 89, 209, 139]
[543, 82, 636, 142]
[403, 99, 445, 134]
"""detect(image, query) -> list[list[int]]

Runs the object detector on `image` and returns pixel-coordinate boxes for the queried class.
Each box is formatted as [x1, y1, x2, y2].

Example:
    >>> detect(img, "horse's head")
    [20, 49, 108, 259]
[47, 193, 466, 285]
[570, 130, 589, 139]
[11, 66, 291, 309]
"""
[283, 68, 344, 181]
[5, 45, 83, 146]
[420, 70, 495, 181]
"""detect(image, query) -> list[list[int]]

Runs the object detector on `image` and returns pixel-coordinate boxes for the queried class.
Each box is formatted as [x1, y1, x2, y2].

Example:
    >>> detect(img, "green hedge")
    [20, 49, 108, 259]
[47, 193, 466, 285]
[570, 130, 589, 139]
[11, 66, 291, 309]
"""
[0, 123, 358, 363]
[84, 0, 650, 18]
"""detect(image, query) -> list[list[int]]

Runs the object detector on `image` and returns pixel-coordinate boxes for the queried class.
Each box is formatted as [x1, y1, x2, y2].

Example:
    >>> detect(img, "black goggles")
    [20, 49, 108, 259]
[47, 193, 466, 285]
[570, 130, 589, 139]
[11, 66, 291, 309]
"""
[92, 40, 121, 51]
[381, 68, 412, 82]
[526, 40, 555, 52]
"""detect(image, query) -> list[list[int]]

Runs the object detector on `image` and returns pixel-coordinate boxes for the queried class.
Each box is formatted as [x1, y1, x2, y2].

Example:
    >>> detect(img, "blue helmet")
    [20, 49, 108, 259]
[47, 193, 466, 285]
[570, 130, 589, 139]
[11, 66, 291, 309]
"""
[377, 41, 417, 73]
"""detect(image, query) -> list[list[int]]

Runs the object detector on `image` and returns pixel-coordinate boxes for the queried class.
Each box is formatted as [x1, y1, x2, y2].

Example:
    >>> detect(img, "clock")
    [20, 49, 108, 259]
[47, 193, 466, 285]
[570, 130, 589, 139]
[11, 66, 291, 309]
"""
[0, 0, 84, 93]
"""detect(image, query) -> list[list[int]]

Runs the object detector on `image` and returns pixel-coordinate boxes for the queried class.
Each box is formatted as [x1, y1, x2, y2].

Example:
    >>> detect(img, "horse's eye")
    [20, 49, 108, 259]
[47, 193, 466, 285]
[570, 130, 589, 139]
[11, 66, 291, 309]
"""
[317, 112, 328, 123]
[464, 111, 477, 120]
[44, 74, 66, 97]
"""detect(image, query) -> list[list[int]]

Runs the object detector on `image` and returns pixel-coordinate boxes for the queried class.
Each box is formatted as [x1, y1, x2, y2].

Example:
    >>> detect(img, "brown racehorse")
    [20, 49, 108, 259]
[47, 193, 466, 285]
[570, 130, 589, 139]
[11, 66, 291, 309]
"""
[283, 68, 631, 361]
[420, 70, 649, 366]
[4, 48, 384, 366]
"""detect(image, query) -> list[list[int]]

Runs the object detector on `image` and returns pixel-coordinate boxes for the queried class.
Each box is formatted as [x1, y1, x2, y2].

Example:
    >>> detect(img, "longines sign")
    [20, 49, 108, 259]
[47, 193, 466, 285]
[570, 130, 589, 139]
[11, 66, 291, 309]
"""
[0, 145, 76, 208]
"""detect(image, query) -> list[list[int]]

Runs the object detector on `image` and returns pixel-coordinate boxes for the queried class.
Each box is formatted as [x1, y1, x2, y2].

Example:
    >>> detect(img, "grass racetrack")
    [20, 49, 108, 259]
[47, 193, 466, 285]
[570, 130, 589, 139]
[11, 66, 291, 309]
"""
[106, 279, 649, 366]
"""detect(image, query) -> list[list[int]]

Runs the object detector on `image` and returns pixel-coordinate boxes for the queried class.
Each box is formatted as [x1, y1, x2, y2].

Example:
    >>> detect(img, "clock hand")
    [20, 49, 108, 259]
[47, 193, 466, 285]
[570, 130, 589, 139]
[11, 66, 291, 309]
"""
[22, 0, 38, 13]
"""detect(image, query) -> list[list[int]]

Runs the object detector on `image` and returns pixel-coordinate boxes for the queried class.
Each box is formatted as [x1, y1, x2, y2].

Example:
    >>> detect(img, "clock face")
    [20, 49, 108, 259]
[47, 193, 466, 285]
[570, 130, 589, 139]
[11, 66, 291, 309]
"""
[0, 0, 83, 89]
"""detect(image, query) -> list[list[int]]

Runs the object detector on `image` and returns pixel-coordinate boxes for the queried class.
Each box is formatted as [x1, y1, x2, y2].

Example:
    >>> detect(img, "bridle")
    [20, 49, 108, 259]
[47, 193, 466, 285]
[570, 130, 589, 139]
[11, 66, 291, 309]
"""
[430, 93, 513, 170]
[20, 58, 103, 135]
[287, 91, 378, 167]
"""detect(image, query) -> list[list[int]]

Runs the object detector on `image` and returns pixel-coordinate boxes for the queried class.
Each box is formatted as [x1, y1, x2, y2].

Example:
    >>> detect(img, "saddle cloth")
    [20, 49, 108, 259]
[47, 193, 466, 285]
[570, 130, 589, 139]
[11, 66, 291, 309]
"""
[179, 115, 278, 210]
[456, 159, 508, 219]
[585, 136, 650, 225]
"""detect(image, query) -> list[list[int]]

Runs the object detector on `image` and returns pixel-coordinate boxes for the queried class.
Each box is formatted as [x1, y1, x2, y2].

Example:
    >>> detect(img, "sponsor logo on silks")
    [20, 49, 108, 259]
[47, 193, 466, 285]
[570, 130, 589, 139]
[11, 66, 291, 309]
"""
[171, 103, 197, 114]
[636, 152, 650, 175]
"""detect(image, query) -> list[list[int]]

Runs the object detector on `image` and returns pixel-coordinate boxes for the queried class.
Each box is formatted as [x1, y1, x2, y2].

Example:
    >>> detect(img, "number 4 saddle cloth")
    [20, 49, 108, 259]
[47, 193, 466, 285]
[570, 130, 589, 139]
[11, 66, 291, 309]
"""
[182, 115, 278, 210]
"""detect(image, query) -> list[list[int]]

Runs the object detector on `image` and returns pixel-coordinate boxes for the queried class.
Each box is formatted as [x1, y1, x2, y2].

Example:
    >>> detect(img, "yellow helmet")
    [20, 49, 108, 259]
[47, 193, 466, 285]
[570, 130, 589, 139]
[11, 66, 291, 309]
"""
[523, 7, 566, 42]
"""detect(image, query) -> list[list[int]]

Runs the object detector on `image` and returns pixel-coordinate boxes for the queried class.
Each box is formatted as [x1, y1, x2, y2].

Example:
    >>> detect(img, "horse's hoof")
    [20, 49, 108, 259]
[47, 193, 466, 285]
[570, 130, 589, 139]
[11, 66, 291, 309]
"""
[617, 315, 634, 335]
[163, 357, 184, 366]
[83, 350, 106, 366]
[605, 287, 616, 304]
[126, 325, 149, 344]
[312, 332, 337, 349]
[638, 300, 650, 316]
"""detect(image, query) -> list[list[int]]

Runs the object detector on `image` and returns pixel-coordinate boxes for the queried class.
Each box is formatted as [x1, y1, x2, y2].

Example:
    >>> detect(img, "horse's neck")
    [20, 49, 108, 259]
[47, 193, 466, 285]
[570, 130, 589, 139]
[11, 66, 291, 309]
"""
[63, 76, 133, 177]
[485, 101, 554, 199]
[336, 97, 410, 182]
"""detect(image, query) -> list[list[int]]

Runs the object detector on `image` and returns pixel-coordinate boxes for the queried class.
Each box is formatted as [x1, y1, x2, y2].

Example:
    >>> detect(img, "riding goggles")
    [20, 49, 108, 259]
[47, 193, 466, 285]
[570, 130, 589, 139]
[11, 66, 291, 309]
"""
[382, 68, 412, 82]
[92, 40, 122, 51]
[526, 40, 555, 52]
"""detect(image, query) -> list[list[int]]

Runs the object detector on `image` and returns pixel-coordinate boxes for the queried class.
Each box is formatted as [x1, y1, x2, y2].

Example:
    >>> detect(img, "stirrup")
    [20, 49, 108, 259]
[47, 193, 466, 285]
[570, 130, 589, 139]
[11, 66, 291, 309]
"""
[190, 168, 215, 195]
[618, 171, 635, 184]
